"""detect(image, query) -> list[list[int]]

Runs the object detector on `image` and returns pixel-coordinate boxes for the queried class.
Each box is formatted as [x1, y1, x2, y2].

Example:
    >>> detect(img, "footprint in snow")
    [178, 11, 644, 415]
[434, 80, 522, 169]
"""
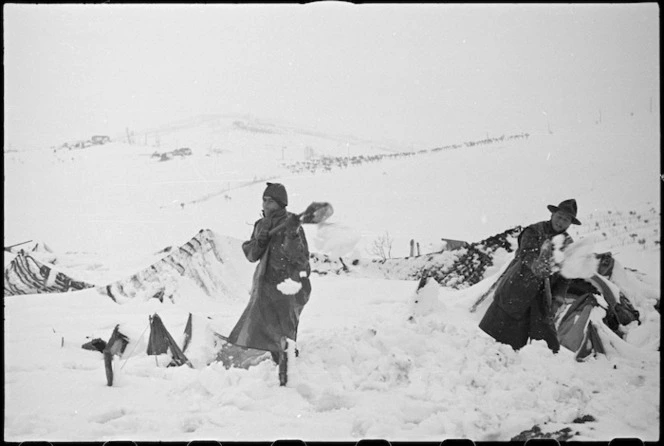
[90, 408, 127, 424]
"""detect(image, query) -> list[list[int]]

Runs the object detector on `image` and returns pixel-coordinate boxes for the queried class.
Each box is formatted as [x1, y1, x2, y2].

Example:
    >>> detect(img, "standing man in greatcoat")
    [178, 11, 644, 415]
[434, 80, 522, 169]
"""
[479, 199, 582, 353]
[228, 182, 311, 385]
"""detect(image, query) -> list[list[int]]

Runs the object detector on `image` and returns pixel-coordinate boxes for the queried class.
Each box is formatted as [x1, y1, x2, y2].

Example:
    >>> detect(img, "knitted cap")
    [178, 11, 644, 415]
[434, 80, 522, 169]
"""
[263, 182, 288, 207]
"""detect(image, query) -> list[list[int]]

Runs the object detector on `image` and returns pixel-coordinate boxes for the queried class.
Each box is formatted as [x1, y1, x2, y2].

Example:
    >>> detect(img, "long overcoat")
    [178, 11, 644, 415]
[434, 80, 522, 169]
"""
[228, 209, 311, 353]
[479, 220, 570, 352]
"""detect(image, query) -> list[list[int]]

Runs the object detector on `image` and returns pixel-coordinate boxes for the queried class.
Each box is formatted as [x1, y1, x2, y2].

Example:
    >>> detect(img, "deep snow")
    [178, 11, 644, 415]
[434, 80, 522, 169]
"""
[3, 110, 660, 442]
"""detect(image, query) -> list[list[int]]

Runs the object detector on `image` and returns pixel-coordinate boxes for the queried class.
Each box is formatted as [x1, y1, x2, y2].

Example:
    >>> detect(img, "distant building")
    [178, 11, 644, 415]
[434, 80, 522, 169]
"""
[151, 148, 193, 162]
[72, 140, 92, 149]
[91, 135, 111, 145]
[173, 147, 192, 157]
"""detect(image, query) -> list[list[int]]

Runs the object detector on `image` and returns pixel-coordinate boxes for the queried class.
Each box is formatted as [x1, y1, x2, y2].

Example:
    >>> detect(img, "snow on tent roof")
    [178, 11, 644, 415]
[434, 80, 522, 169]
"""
[97, 228, 250, 304]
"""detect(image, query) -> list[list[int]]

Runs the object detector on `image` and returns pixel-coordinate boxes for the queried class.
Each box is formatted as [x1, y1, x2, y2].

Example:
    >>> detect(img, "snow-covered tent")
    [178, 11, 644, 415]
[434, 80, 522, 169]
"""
[4, 249, 94, 296]
[556, 276, 630, 360]
[97, 311, 272, 386]
[4, 229, 248, 301]
[554, 253, 659, 361]
[102, 313, 195, 386]
[97, 228, 250, 304]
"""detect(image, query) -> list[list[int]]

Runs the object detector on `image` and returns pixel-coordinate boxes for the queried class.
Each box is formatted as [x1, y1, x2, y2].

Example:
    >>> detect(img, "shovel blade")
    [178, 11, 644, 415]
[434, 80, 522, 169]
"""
[300, 202, 334, 224]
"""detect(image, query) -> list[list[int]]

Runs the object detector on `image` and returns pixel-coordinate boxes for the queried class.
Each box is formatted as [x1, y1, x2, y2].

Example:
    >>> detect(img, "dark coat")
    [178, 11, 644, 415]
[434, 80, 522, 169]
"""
[228, 209, 311, 353]
[479, 220, 571, 352]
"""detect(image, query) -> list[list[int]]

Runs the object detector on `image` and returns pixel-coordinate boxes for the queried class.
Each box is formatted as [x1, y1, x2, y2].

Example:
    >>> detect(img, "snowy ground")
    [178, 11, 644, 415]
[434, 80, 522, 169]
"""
[3, 111, 660, 442]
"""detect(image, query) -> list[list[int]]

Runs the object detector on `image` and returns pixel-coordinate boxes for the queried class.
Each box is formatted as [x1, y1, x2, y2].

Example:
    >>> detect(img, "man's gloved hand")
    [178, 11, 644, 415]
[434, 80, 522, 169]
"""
[256, 228, 270, 247]
[284, 213, 301, 230]
[284, 214, 302, 239]
[540, 239, 553, 259]
[532, 258, 551, 278]
[532, 240, 553, 278]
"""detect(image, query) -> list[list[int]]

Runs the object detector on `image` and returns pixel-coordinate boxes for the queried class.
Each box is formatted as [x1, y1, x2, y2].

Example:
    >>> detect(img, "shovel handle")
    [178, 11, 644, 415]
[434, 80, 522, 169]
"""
[544, 276, 553, 312]
[268, 212, 305, 237]
[266, 202, 332, 236]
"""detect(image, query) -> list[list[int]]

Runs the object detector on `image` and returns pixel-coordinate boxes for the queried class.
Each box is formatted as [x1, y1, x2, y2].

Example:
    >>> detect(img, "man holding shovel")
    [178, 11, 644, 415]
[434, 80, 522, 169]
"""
[228, 182, 313, 385]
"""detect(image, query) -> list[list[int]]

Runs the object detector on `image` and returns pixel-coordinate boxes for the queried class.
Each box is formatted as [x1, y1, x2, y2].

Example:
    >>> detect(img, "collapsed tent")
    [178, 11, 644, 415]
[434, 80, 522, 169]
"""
[97, 228, 248, 303]
[98, 312, 271, 385]
[4, 250, 94, 296]
[102, 313, 194, 386]
[4, 229, 251, 303]
[7, 229, 270, 373]
[554, 253, 655, 361]
[555, 275, 639, 360]
[147, 313, 192, 367]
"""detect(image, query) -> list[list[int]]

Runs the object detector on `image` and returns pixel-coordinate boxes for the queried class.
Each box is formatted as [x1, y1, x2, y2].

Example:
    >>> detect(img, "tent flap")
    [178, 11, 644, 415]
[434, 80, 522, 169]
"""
[147, 314, 192, 368]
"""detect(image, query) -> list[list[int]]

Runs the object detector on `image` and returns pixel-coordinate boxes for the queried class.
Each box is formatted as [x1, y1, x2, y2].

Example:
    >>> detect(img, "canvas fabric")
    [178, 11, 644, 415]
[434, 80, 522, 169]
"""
[555, 274, 640, 361]
[557, 293, 598, 355]
[4, 251, 93, 296]
[99, 229, 226, 303]
[147, 314, 192, 367]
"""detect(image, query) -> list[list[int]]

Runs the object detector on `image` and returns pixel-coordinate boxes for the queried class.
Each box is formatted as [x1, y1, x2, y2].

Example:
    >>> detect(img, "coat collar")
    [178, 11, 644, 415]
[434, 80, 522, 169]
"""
[544, 220, 567, 236]
[264, 208, 287, 225]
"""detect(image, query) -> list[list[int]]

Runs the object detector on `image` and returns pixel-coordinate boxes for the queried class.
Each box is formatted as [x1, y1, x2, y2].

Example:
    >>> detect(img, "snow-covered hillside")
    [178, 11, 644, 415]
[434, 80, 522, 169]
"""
[3, 109, 660, 442]
[119, 113, 407, 157]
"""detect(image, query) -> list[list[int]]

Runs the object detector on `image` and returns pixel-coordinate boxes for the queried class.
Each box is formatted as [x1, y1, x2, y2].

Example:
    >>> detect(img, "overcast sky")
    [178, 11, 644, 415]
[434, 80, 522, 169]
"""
[3, 3, 660, 149]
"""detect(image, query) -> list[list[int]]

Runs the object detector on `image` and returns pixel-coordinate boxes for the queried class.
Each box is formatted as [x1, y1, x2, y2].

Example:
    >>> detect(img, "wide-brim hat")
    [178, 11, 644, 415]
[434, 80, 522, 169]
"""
[547, 199, 581, 225]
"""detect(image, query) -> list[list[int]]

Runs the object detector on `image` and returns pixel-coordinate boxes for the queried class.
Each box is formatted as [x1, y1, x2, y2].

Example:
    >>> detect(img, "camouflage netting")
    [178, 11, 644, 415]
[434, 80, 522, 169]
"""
[308, 226, 523, 289]
[418, 226, 522, 289]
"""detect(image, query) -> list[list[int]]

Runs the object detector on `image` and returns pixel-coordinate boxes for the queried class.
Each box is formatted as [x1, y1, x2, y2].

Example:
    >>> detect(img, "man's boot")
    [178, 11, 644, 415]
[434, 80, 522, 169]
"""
[278, 336, 288, 386]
